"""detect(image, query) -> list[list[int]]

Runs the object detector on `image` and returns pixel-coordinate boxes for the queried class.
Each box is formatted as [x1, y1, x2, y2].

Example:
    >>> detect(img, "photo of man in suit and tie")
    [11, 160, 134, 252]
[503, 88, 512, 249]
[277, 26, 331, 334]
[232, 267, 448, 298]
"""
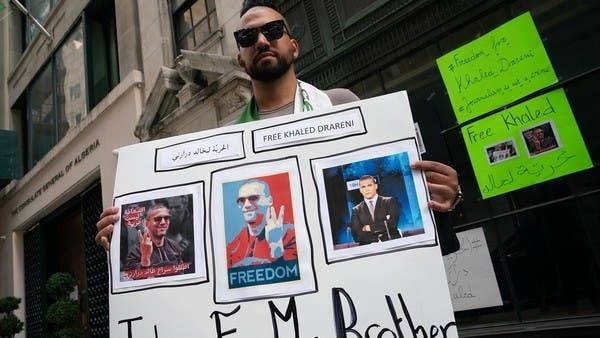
[350, 175, 401, 245]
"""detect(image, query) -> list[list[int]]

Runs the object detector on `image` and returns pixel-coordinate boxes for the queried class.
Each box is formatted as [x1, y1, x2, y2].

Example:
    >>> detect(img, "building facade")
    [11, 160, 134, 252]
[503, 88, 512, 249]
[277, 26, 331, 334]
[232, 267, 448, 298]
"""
[0, 0, 598, 337]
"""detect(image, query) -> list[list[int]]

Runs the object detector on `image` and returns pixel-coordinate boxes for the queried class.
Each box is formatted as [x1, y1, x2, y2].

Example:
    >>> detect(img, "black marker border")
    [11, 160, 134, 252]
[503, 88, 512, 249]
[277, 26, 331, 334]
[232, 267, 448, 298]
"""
[209, 156, 319, 304]
[251, 106, 367, 153]
[309, 137, 440, 265]
[109, 179, 210, 295]
[154, 131, 246, 172]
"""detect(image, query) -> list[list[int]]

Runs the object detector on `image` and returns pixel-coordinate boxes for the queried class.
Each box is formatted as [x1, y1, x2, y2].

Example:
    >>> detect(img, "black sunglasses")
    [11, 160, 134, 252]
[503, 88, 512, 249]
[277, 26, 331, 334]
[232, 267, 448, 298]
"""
[152, 215, 171, 222]
[236, 195, 260, 205]
[234, 20, 289, 48]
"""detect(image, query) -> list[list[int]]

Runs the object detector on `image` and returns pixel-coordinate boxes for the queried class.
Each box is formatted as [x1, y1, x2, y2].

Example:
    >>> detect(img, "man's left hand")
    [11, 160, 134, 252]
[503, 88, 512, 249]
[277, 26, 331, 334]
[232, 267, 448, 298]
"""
[411, 160, 460, 212]
[265, 206, 285, 259]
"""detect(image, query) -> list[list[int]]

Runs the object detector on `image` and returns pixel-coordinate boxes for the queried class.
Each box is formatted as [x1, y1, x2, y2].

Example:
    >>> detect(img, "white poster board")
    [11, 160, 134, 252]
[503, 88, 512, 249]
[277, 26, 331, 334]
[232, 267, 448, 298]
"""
[443, 227, 503, 312]
[108, 92, 458, 337]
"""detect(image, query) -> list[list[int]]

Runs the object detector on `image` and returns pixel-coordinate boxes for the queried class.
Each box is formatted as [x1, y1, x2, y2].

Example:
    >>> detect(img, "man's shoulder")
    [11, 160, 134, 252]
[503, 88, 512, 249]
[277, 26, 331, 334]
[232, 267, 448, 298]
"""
[352, 200, 366, 210]
[379, 196, 398, 204]
[164, 237, 181, 250]
[323, 88, 360, 105]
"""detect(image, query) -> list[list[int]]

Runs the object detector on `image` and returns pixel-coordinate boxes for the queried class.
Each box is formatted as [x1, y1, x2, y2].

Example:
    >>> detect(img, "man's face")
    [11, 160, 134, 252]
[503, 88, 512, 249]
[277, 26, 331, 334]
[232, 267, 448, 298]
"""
[169, 197, 187, 223]
[236, 7, 298, 82]
[359, 178, 378, 200]
[534, 129, 544, 139]
[237, 181, 272, 236]
[145, 206, 171, 239]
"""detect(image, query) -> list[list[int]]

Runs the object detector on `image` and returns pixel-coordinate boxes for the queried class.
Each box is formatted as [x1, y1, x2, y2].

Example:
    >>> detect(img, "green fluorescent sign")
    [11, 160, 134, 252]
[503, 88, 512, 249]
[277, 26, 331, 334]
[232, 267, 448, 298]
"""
[462, 89, 592, 199]
[436, 12, 558, 123]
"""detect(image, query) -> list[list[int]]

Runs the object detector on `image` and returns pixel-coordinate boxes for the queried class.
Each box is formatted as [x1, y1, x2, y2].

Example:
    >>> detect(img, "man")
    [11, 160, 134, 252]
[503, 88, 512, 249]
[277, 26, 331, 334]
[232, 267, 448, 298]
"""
[97, 0, 460, 254]
[124, 201, 182, 270]
[227, 179, 296, 268]
[532, 127, 557, 153]
[350, 175, 401, 244]
[166, 195, 194, 264]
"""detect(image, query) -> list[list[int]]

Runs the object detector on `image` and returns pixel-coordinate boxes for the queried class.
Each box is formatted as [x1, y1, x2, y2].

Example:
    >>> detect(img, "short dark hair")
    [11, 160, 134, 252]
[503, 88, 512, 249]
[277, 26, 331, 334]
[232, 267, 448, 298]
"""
[145, 199, 170, 219]
[240, 0, 279, 17]
[359, 175, 377, 184]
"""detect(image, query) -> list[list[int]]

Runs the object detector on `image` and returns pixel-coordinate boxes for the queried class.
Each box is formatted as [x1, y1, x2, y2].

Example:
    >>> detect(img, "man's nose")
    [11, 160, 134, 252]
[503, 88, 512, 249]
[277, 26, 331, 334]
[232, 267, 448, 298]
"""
[255, 31, 270, 48]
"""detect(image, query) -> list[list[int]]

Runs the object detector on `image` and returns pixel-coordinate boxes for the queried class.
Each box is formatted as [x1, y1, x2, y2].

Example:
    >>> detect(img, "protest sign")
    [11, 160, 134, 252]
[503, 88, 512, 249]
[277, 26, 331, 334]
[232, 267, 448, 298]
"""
[443, 227, 503, 312]
[108, 92, 458, 337]
[461, 88, 592, 199]
[436, 12, 557, 123]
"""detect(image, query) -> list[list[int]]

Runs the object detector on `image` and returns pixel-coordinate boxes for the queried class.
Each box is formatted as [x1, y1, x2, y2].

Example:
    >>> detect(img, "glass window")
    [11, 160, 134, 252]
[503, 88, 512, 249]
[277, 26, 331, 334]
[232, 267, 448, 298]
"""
[172, 0, 218, 53]
[55, 24, 87, 139]
[85, 0, 119, 108]
[190, 0, 207, 24]
[26, 0, 53, 43]
[21, 1, 118, 172]
[335, 0, 373, 23]
[28, 62, 53, 167]
[343, 0, 600, 330]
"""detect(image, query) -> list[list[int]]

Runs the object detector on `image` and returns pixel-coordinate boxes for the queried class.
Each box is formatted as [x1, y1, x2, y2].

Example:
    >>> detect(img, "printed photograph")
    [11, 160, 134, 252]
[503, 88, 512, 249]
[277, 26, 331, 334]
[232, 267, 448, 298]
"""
[211, 157, 316, 303]
[521, 121, 560, 157]
[222, 173, 299, 289]
[119, 195, 195, 281]
[485, 139, 518, 165]
[111, 182, 206, 291]
[311, 140, 436, 262]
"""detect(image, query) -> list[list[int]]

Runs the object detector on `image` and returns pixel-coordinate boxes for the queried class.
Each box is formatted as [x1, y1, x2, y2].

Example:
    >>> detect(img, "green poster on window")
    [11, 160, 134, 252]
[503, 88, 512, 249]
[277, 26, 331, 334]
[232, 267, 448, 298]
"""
[436, 12, 558, 123]
[462, 89, 592, 199]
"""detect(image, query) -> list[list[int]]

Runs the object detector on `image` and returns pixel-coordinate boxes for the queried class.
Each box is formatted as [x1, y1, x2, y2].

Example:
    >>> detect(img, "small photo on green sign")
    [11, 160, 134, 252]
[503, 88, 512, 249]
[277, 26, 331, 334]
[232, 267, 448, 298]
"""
[436, 12, 558, 123]
[462, 88, 592, 199]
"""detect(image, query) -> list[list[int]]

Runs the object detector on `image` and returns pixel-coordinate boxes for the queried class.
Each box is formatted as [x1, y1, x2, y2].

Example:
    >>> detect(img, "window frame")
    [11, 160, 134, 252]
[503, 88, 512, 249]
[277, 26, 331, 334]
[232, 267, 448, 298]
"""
[24, 19, 90, 169]
[171, 0, 218, 54]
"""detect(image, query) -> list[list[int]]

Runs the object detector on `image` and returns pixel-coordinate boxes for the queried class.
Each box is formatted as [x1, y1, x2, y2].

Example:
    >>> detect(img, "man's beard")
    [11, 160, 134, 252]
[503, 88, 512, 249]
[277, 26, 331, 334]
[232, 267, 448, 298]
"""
[246, 49, 293, 82]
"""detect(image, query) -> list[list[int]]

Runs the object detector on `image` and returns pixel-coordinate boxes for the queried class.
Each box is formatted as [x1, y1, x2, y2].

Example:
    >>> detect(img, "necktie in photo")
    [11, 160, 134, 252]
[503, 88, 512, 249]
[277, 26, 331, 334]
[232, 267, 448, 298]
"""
[368, 200, 375, 220]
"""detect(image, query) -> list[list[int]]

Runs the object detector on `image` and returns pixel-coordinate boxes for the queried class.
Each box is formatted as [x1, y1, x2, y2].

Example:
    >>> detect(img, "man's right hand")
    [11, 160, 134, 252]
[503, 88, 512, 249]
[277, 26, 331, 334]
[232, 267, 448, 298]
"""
[95, 206, 119, 250]
[138, 230, 153, 267]
[361, 225, 372, 232]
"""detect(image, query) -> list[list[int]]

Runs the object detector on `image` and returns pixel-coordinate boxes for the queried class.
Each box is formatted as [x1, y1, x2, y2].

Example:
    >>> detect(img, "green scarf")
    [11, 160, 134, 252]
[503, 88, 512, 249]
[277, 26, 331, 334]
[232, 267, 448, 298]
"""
[236, 97, 260, 124]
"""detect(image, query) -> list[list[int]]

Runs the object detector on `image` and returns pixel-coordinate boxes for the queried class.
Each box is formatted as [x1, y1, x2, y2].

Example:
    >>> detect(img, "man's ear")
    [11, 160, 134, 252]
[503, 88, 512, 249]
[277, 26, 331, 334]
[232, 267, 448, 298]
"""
[237, 53, 245, 68]
[266, 196, 273, 206]
[290, 38, 299, 59]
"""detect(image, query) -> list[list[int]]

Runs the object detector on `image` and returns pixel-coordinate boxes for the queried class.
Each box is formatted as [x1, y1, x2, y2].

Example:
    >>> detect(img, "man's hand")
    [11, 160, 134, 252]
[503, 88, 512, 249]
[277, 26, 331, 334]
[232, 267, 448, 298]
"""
[411, 160, 460, 212]
[361, 225, 372, 232]
[265, 205, 285, 259]
[138, 230, 153, 267]
[95, 206, 119, 250]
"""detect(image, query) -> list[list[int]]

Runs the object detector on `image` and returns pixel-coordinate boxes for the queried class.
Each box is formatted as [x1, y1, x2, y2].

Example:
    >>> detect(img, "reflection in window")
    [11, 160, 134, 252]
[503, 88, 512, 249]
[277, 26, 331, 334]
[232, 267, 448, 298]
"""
[26, 0, 53, 43]
[172, 0, 217, 52]
[55, 24, 87, 139]
[29, 63, 53, 166]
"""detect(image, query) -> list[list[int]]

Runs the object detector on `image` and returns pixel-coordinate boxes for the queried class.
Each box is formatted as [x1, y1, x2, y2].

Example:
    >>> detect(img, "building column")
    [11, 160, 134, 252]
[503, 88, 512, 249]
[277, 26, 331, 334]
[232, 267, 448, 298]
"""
[114, 0, 144, 78]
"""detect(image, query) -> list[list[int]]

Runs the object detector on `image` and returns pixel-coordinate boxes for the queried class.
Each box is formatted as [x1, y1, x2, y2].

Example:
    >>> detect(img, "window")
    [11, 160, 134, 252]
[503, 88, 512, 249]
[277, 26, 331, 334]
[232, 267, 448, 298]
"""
[348, 0, 600, 331]
[26, 24, 86, 168]
[25, 0, 54, 43]
[335, 0, 374, 23]
[19, 1, 118, 170]
[172, 0, 217, 52]
[55, 25, 87, 139]
[28, 62, 53, 166]
[85, 0, 119, 108]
